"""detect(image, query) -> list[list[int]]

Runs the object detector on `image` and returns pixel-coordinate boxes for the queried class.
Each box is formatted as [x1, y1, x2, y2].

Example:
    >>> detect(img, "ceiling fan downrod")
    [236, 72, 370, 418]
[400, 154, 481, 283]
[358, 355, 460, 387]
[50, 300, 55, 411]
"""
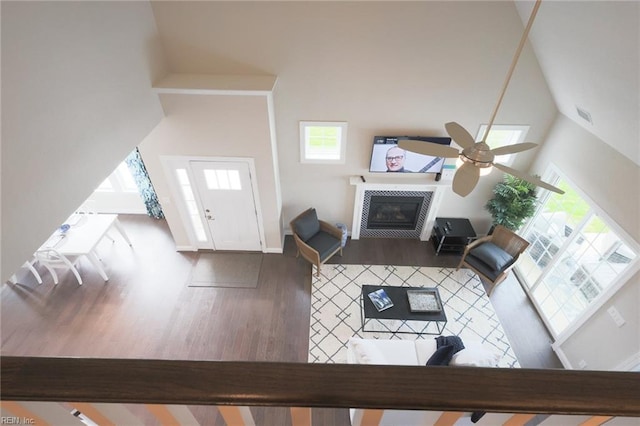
[482, 0, 542, 143]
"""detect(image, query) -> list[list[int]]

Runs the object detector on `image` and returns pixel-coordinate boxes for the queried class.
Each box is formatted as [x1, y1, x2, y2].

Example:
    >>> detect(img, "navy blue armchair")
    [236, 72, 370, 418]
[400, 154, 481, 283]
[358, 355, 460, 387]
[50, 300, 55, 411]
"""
[290, 208, 343, 277]
[457, 225, 529, 295]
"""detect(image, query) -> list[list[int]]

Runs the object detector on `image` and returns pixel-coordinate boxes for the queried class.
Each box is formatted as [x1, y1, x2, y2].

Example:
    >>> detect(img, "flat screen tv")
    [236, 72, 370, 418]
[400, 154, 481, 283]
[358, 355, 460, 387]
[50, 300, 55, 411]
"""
[369, 136, 452, 173]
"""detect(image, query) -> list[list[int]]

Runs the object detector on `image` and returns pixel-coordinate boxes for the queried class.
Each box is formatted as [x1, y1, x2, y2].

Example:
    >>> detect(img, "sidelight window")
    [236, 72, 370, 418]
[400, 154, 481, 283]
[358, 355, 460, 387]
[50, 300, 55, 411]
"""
[175, 169, 207, 242]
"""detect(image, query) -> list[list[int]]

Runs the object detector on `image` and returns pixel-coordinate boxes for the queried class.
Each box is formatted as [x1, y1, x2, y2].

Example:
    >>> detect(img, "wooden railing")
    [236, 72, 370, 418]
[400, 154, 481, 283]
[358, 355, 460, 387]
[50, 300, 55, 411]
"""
[2, 356, 639, 425]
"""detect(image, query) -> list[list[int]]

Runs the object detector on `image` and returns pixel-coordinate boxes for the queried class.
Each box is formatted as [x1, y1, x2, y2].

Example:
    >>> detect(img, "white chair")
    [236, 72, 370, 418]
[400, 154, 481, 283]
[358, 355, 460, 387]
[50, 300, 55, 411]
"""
[74, 199, 114, 244]
[33, 248, 83, 285]
[23, 260, 43, 284]
[8, 261, 43, 285]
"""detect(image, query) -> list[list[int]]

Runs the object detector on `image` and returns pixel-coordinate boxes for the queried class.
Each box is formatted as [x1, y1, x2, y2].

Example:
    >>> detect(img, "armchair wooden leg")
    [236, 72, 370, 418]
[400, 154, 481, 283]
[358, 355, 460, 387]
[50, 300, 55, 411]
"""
[315, 265, 321, 277]
[487, 283, 495, 296]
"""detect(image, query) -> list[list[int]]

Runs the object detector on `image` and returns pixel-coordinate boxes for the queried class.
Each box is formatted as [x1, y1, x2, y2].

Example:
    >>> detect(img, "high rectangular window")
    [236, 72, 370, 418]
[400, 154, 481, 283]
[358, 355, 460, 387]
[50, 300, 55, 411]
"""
[299, 121, 347, 164]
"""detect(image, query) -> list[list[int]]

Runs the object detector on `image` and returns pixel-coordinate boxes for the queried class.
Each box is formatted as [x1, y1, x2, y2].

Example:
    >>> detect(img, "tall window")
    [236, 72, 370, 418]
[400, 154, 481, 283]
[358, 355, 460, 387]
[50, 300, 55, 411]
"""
[299, 121, 347, 164]
[517, 169, 638, 336]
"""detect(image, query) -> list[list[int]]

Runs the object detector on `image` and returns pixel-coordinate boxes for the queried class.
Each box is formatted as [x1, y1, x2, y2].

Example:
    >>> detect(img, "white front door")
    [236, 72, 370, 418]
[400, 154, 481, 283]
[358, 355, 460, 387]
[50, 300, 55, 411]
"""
[190, 160, 262, 251]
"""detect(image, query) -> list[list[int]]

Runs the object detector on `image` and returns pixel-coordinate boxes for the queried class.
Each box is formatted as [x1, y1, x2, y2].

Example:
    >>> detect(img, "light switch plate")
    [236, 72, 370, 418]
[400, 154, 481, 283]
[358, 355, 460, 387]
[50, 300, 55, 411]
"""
[607, 306, 626, 327]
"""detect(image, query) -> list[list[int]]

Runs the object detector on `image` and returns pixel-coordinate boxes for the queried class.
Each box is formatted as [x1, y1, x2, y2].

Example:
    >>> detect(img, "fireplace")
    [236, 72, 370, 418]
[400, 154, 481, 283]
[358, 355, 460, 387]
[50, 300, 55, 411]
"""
[366, 196, 424, 230]
[357, 189, 434, 238]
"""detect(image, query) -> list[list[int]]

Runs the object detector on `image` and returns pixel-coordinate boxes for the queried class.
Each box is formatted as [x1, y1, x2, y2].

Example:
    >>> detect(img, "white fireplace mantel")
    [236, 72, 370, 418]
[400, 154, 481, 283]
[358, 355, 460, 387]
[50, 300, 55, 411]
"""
[349, 176, 445, 240]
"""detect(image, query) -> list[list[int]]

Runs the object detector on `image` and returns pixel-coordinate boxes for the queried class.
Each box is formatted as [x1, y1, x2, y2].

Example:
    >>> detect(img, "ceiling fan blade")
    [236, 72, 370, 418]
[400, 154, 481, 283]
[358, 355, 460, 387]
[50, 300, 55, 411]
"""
[493, 163, 565, 194]
[398, 139, 460, 158]
[445, 122, 476, 149]
[452, 162, 480, 197]
[490, 142, 538, 156]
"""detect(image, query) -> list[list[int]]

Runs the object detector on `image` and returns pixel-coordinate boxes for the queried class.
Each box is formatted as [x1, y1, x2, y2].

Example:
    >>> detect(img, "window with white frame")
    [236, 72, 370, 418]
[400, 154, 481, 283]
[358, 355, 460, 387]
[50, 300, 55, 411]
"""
[476, 124, 530, 166]
[299, 121, 347, 164]
[95, 161, 138, 193]
[517, 168, 639, 337]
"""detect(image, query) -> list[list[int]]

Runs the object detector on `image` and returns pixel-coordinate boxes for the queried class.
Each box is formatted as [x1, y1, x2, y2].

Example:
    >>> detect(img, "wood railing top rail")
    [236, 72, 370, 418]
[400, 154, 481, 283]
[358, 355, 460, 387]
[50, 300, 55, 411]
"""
[2, 356, 639, 417]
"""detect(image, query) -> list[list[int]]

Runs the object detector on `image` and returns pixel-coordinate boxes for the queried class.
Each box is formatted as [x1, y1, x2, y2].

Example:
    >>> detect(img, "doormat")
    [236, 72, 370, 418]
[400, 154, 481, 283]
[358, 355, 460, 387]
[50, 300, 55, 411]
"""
[188, 252, 263, 288]
[308, 264, 519, 368]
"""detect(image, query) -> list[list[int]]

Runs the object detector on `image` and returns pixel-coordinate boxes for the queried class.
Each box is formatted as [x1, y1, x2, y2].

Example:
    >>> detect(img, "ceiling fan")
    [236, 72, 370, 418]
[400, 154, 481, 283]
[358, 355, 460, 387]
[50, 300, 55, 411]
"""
[399, 0, 564, 197]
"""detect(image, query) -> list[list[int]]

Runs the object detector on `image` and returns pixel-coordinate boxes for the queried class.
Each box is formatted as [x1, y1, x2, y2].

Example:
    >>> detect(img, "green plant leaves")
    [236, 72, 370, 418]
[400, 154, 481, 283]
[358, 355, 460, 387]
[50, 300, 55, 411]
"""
[485, 175, 538, 230]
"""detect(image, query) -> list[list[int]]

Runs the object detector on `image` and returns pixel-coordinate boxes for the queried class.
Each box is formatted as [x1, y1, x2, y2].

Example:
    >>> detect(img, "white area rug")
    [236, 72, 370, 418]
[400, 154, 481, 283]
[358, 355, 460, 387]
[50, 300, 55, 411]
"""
[309, 264, 519, 368]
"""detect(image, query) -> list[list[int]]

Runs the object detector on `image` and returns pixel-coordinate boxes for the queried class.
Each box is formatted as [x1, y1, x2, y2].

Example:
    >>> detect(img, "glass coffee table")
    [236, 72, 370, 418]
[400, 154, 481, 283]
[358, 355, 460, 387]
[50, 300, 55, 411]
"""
[360, 285, 447, 335]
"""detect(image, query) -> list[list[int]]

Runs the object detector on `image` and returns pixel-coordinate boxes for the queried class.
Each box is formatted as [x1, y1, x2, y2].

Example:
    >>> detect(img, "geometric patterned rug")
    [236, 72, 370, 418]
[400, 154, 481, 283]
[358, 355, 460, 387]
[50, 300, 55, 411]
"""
[308, 264, 520, 368]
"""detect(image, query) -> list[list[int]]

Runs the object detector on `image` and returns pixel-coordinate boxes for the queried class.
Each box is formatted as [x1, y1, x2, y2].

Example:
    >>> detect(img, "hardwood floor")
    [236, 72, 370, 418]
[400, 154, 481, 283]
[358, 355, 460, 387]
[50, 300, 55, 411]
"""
[1, 214, 561, 424]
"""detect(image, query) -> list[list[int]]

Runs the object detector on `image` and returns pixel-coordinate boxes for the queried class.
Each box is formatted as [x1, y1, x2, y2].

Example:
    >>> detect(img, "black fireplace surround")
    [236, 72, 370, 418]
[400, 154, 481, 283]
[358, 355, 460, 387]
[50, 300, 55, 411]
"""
[366, 196, 424, 230]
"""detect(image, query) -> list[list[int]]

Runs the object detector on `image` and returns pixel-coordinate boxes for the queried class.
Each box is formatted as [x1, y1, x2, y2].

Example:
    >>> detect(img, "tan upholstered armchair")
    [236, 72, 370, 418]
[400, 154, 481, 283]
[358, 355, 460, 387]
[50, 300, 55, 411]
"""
[457, 225, 529, 295]
[290, 208, 343, 277]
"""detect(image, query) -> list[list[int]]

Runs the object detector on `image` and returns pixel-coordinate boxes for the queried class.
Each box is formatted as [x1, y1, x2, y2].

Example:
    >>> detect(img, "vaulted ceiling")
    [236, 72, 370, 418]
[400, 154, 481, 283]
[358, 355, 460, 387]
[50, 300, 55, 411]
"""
[515, 1, 639, 166]
[150, 0, 639, 166]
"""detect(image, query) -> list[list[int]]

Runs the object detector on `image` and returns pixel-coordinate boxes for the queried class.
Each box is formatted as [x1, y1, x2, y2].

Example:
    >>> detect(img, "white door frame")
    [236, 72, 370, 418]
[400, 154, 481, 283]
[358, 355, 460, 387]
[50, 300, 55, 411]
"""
[160, 155, 267, 252]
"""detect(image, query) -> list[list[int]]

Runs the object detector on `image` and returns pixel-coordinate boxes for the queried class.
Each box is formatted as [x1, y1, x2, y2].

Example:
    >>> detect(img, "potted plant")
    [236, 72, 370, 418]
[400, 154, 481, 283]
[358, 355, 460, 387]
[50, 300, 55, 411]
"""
[485, 174, 538, 232]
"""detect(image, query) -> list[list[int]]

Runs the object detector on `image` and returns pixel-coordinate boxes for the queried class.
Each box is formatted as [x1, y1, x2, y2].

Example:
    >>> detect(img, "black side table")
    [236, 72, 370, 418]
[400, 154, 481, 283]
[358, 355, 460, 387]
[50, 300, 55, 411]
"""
[432, 217, 477, 255]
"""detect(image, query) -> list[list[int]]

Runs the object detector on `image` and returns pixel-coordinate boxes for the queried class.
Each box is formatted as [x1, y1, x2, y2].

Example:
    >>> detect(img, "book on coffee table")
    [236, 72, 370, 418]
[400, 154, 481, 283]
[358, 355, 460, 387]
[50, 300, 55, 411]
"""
[406, 289, 442, 313]
[368, 288, 394, 312]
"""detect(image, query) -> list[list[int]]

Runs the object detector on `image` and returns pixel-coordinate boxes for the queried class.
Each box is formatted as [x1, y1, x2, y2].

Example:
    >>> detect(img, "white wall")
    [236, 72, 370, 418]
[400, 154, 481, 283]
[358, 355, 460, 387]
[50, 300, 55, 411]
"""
[1, 1, 166, 279]
[150, 1, 557, 236]
[138, 94, 283, 251]
[516, 0, 640, 166]
[531, 115, 640, 370]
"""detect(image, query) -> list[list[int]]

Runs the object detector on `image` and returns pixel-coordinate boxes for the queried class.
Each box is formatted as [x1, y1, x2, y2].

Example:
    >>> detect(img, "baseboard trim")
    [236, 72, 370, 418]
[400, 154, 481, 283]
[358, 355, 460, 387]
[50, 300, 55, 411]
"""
[551, 343, 573, 369]
[554, 342, 640, 372]
[264, 247, 283, 254]
[615, 352, 640, 371]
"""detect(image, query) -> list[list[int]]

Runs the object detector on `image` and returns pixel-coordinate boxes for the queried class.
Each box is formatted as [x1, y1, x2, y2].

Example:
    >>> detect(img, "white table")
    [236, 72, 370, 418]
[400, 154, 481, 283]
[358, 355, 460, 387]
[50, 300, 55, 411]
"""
[40, 214, 132, 281]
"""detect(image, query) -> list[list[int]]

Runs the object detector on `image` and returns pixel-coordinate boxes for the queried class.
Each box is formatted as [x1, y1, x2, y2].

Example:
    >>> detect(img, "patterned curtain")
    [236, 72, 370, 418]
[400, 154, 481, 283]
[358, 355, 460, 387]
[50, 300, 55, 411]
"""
[125, 148, 164, 219]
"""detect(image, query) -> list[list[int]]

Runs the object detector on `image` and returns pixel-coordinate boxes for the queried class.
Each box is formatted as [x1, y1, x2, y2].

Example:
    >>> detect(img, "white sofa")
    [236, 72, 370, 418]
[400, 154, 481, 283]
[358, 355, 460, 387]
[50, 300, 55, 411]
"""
[346, 337, 502, 367]
[346, 337, 502, 426]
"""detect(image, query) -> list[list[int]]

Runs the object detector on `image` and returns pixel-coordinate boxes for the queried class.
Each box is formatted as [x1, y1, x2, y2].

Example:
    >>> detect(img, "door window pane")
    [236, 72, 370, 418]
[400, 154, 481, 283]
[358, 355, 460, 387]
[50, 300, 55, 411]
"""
[204, 169, 241, 190]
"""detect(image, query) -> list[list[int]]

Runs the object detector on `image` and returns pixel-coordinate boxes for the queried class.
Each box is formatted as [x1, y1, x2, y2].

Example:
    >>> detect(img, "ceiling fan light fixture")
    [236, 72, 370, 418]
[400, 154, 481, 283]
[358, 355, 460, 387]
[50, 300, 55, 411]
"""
[456, 155, 493, 176]
[460, 143, 495, 166]
[480, 165, 493, 176]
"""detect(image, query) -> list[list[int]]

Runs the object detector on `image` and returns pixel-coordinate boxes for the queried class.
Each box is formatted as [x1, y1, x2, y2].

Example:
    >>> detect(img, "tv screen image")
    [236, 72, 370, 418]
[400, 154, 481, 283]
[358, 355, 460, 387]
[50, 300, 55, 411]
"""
[369, 136, 452, 174]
